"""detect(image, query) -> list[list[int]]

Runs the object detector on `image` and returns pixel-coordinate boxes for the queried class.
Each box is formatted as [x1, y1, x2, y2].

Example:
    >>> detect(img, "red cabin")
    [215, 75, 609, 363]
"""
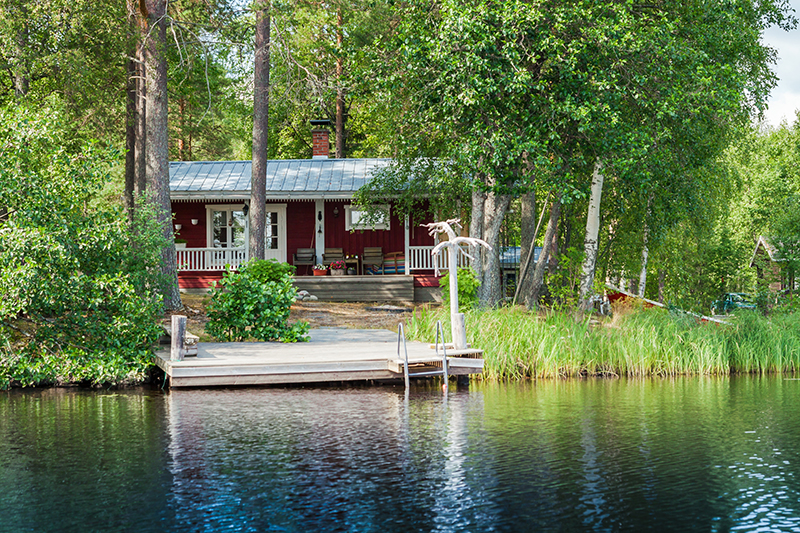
[169, 157, 457, 301]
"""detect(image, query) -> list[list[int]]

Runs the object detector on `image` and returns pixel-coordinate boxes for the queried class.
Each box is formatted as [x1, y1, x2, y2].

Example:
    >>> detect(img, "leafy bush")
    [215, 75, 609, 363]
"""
[246, 258, 296, 283]
[205, 260, 309, 342]
[0, 102, 165, 388]
[439, 268, 481, 310]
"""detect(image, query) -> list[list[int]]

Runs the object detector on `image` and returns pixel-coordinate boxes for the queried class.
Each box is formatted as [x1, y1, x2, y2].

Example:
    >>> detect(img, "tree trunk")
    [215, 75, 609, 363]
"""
[144, 0, 181, 310]
[335, 7, 345, 159]
[124, 0, 140, 222]
[518, 190, 535, 306]
[637, 196, 653, 298]
[250, 1, 271, 262]
[478, 191, 512, 307]
[13, 13, 29, 98]
[529, 195, 561, 307]
[470, 188, 486, 279]
[579, 160, 605, 312]
[177, 97, 190, 161]
[638, 241, 649, 298]
[134, 10, 147, 199]
[548, 211, 559, 276]
[124, 13, 137, 224]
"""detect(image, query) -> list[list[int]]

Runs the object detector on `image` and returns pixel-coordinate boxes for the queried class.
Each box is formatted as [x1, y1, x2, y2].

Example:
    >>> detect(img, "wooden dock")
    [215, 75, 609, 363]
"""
[155, 329, 483, 388]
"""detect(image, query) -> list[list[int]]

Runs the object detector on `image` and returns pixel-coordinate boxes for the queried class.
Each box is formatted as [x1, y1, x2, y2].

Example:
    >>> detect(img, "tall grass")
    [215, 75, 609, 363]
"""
[406, 306, 800, 379]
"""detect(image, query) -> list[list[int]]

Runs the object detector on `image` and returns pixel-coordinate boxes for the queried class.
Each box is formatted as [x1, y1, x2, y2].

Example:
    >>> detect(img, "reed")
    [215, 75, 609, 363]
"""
[406, 306, 800, 379]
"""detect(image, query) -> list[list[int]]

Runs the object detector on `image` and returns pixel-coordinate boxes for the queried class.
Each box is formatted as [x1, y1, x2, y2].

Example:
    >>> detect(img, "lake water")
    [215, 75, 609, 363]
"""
[2, 377, 800, 532]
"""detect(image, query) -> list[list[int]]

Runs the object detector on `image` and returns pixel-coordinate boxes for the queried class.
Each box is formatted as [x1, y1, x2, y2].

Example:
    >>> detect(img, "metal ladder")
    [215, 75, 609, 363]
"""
[397, 321, 449, 389]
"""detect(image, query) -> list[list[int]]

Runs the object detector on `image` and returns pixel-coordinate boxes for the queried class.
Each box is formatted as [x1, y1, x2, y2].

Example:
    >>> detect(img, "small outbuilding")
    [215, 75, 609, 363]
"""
[749, 235, 796, 291]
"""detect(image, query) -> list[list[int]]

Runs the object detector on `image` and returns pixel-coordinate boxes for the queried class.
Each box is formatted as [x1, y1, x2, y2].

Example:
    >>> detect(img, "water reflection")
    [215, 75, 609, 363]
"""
[2, 377, 800, 532]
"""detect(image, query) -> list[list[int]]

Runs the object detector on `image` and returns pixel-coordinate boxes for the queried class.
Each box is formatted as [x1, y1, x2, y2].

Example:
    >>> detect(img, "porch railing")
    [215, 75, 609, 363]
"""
[177, 245, 470, 272]
[407, 245, 471, 272]
[176, 247, 248, 271]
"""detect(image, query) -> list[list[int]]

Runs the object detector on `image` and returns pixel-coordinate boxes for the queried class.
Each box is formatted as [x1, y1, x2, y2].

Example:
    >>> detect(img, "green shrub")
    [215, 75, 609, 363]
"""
[439, 268, 480, 310]
[246, 258, 296, 283]
[205, 260, 309, 342]
[0, 103, 166, 388]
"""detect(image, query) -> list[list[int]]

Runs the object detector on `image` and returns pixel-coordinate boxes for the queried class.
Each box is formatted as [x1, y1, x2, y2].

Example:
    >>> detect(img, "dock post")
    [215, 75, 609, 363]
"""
[171, 315, 187, 362]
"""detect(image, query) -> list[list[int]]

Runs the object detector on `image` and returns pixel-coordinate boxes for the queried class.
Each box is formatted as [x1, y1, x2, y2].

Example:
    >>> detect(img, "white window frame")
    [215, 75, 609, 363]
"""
[345, 204, 390, 231]
[206, 204, 248, 249]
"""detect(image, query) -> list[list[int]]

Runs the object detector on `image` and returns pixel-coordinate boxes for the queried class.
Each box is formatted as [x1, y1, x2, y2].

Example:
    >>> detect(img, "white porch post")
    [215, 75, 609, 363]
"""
[404, 214, 410, 276]
[315, 199, 325, 264]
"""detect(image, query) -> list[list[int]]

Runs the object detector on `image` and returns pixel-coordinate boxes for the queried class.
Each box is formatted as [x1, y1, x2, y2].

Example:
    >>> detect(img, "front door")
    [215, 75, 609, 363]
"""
[263, 204, 287, 262]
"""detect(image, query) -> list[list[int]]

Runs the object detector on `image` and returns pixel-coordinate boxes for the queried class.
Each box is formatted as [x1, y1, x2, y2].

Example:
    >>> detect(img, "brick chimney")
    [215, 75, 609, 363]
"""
[310, 119, 331, 159]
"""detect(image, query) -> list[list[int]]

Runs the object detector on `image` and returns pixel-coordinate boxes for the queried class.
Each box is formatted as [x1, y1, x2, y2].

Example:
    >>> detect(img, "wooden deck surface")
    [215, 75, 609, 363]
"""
[155, 328, 483, 387]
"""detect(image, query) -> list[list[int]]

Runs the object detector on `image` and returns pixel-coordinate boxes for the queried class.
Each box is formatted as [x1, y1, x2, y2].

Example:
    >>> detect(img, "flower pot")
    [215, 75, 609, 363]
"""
[330, 269, 345, 276]
[313, 270, 327, 276]
[346, 267, 356, 275]
[175, 243, 187, 249]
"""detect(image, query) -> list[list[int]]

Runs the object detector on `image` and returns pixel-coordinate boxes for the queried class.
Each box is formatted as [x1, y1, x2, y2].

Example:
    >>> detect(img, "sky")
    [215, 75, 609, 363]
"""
[761, 0, 800, 126]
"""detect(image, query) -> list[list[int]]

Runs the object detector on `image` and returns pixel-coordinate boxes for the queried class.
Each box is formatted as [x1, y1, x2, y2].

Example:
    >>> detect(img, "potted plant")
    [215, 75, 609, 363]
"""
[329, 260, 346, 276]
[312, 263, 327, 276]
[174, 238, 187, 249]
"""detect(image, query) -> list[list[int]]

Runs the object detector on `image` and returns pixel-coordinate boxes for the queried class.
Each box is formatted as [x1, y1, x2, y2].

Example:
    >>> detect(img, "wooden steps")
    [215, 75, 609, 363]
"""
[388, 357, 483, 375]
[293, 275, 414, 302]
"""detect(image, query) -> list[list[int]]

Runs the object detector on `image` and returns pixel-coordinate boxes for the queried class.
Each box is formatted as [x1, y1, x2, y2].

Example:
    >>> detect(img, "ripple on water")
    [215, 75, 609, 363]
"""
[2, 377, 800, 532]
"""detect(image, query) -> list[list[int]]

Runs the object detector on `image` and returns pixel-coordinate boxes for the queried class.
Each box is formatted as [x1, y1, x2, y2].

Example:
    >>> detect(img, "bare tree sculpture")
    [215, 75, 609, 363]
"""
[424, 219, 491, 349]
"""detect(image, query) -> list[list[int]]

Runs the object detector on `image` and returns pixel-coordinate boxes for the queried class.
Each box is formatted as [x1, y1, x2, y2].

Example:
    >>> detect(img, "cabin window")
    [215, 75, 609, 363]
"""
[345, 205, 390, 231]
[206, 205, 247, 249]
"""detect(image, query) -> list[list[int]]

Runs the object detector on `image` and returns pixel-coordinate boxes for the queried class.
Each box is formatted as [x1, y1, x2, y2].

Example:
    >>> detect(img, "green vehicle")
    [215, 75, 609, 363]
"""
[711, 293, 756, 315]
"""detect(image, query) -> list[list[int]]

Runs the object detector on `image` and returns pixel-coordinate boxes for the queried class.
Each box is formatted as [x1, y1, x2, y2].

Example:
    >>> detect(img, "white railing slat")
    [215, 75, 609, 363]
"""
[176, 247, 248, 271]
[407, 245, 470, 272]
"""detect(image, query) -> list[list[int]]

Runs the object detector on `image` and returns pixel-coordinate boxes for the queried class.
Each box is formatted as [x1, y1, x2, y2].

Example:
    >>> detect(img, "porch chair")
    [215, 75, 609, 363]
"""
[383, 252, 405, 275]
[322, 248, 345, 267]
[292, 248, 316, 275]
[362, 247, 384, 275]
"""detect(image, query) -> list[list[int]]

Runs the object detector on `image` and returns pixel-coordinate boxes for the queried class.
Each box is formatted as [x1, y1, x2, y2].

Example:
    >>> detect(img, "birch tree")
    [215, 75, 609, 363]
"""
[578, 162, 604, 311]
[362, 0, 792, 310]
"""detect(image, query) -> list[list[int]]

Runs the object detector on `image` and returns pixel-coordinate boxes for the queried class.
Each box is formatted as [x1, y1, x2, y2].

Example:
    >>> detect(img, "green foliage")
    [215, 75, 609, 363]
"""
[259, 0, 395, 159]
[545, 246, 584, 310]
[0, 103, 165, 388]
[246, 259, 296, 284]
[656, 119, 800, 310]
[651, 222, 747, 313]
[205, 261, 309, 343]
[408, 306, 800, 380]
[439, 268, 480, 311]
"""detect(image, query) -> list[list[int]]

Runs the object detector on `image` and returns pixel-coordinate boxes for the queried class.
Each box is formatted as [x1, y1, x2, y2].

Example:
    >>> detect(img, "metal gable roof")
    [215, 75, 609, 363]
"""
[169, 158, 392, 200]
